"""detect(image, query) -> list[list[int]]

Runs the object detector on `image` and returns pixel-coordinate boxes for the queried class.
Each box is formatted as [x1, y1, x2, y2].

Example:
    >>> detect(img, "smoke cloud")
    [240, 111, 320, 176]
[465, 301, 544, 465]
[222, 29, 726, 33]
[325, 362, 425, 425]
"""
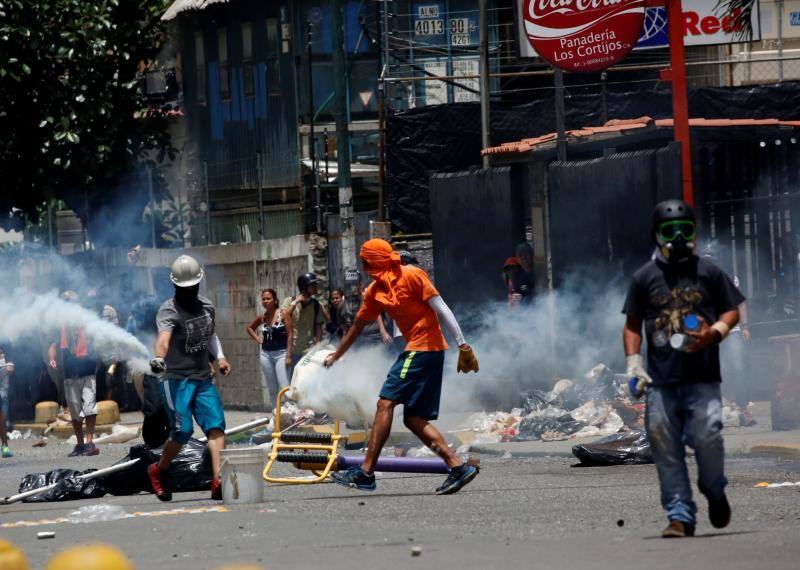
[0, 289, 153, 374]
[288, 273, 630, 420]
[441, 272, 630, 412]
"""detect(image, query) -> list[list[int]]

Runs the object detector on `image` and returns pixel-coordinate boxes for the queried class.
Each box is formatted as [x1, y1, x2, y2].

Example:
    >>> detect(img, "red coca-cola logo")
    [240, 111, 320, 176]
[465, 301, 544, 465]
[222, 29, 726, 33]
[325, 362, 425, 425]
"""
[524, 0, 645, 73]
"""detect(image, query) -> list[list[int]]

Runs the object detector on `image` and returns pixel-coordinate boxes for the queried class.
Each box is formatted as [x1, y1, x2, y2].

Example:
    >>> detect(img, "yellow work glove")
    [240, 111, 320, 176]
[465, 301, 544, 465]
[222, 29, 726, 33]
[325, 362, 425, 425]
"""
[457, 346, 479, 373]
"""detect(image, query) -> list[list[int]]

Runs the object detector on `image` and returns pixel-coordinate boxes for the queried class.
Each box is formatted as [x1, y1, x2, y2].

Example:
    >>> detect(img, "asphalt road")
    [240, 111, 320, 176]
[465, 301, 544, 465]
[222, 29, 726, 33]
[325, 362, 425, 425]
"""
[1, 438, 799, 570]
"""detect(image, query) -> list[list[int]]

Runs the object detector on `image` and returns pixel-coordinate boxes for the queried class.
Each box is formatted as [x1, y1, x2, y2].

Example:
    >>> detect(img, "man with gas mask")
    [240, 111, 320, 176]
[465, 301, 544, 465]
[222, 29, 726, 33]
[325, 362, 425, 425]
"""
[622, 200, 744, 538]
[148, 255, 231, 501]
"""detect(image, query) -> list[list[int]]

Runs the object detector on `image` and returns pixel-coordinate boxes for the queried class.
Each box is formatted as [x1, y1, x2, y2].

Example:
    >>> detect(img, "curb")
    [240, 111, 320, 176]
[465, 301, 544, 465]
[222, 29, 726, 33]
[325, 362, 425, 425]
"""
[748, 444, 800, 460]
[468, 445, 575, 458]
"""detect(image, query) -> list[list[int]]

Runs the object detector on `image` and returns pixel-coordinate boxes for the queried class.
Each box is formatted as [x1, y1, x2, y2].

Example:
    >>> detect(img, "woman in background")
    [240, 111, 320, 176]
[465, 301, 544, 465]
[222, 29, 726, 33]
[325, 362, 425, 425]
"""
[325, 288, 352, 345]
[247, 289, 289, 409]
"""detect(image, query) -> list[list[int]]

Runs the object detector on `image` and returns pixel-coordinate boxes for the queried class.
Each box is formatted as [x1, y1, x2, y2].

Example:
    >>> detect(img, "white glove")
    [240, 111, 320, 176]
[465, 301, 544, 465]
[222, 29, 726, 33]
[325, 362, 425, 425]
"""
[149, 357, 166, 375]
[626, 354, 652, 398]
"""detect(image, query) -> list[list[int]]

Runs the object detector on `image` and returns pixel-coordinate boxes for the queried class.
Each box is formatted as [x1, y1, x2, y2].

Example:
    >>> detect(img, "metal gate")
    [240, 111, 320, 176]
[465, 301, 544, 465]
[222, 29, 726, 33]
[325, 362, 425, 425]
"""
[429, 166, 526, 310]
[547, 144, 682, 284]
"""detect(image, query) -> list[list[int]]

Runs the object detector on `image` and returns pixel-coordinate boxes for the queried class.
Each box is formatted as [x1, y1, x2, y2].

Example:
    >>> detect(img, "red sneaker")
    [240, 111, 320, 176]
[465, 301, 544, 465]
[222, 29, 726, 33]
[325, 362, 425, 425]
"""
[147, 463, 172, 502]
[210, 477, 222, 501]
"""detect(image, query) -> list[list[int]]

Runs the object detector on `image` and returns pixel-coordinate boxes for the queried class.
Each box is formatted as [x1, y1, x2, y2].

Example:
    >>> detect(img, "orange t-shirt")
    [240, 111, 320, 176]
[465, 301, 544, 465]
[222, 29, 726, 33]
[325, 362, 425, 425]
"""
[356, 265, 447, 352]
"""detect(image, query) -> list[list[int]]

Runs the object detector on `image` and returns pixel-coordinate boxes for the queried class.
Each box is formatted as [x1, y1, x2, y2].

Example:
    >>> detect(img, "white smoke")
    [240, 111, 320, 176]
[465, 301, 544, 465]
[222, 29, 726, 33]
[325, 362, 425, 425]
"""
[440, 273, 629, 411]
[0, 289, 153, 374]
[288, 344, 391, 427]
[286, 273, 630, 421]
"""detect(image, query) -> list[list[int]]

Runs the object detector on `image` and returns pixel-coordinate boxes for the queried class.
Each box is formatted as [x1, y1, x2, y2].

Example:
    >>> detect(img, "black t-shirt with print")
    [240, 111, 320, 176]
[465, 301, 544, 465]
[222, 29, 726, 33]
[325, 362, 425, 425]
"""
[623, 256, 745, 385]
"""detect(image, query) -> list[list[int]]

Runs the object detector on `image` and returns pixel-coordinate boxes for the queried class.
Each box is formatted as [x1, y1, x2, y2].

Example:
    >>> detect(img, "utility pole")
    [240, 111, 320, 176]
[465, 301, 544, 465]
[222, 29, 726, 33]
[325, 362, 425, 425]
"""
[777, 0, 784, 83]
[554, 68, 567, 162]
[331, 0, 356, 274]
[479, 0, 490, 168]
[146, 166, 156, 248]
[308, 20, 322, 232]
[666, 0, 693, 206]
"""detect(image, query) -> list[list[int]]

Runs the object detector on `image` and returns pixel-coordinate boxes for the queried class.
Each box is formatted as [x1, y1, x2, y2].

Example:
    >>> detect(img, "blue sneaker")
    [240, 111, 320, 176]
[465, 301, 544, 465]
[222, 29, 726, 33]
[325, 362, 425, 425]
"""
[435, 464, 478, 495]
[330, 466, 376, 491]
[1, 445, 12, 458]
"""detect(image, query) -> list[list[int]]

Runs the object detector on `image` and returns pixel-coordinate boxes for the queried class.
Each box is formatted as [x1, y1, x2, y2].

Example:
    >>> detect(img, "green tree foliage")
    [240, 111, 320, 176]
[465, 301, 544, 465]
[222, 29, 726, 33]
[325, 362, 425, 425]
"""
[0, 0, 173, 230]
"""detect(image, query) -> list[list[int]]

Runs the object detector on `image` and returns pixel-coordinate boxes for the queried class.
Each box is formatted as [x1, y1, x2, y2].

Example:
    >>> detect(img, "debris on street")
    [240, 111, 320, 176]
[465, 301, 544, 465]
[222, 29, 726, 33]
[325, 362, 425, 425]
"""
[463, 363, 645, 444]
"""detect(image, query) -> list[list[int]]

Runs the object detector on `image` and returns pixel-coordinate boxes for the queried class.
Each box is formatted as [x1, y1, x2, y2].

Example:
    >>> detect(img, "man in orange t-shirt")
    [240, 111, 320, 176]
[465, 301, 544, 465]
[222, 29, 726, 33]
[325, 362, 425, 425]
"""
[324, 238, 480, 495]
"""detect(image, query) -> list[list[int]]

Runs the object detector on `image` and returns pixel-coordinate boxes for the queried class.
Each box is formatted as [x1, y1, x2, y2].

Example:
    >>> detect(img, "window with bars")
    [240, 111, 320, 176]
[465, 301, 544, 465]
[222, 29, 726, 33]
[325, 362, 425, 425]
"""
[266, 18, 281, 95]
[242, 21, 255, 98]
[195, 31, 206, 105]
[218, 27, 230, 100]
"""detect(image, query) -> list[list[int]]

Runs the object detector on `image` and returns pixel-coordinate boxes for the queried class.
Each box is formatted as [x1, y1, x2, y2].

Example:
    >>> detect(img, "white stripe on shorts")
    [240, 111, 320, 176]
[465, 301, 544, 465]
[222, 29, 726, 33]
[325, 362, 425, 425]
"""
[162, 380, 175, 411]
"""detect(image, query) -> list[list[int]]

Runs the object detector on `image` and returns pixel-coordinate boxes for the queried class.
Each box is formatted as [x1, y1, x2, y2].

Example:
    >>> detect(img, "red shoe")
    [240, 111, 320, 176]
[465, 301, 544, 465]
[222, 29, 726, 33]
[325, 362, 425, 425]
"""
[210, 478, 222, 501]
[147, 463, 172, 502]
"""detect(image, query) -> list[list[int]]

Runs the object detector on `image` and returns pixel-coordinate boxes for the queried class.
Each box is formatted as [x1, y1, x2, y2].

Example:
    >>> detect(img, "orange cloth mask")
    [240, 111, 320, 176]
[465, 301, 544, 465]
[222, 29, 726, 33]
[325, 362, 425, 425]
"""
[360, 238, 403, 308]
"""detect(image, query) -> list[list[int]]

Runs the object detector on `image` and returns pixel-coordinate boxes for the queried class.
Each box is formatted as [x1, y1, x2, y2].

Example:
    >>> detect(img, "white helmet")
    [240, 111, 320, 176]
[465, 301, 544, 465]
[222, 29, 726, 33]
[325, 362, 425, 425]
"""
[169, 255, 204, 287]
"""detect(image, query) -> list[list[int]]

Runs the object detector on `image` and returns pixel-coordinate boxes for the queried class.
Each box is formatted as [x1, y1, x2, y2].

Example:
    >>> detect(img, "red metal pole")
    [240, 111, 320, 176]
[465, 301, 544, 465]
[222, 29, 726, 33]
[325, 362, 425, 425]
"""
[666, 0, 694, 206]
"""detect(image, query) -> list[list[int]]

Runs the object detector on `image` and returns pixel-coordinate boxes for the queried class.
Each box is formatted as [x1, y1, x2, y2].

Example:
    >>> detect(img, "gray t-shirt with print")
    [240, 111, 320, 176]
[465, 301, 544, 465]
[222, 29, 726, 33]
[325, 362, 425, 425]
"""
[157, 296, 215, 380]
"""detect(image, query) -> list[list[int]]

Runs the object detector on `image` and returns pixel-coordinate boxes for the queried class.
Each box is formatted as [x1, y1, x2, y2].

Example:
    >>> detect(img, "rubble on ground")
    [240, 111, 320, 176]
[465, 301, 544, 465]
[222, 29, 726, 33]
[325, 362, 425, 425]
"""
[464, 364, 758, 447]
[464, 364, 645, 443]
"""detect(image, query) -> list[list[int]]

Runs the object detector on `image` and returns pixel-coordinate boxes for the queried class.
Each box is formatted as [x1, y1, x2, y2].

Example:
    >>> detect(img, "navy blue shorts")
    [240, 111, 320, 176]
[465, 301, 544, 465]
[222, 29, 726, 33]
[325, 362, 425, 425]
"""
[380, 350, 445, 421]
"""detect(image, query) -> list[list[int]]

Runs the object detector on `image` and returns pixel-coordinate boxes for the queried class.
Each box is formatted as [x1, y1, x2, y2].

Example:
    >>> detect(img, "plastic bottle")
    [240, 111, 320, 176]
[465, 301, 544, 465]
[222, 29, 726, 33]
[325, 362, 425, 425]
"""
[670, 314, 700, 351]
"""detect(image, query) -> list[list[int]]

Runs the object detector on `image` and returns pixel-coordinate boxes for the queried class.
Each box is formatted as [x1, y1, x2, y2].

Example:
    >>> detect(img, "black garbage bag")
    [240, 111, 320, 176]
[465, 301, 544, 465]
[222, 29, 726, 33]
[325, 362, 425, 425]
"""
[521, 390, 567, 414]
[19, 469, 108, 503]
[103, 438, 213, 495]
[515, 414, 585, 441]
[18, 438, 213, 502]
[571, 429, 653, 466]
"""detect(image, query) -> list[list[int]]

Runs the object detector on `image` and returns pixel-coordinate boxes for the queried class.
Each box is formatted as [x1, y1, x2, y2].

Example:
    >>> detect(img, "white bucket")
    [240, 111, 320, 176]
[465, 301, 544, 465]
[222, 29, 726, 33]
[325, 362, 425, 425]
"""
[219, 447, 265, 505]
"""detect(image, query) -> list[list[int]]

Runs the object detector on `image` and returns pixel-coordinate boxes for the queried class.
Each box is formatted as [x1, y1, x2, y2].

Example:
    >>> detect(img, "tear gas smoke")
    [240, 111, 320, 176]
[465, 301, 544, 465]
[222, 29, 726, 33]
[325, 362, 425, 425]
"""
[289, 273, 629, 420]
[0, 289, 153, 374]
[440, 273, 629, 411]
[288, 344, 390, 427]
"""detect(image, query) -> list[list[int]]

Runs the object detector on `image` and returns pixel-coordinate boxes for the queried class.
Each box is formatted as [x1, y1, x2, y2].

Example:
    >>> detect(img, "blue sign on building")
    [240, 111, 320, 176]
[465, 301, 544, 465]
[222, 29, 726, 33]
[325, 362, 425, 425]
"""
[636, 7, 669, 49]
[790, 12, 800, 26]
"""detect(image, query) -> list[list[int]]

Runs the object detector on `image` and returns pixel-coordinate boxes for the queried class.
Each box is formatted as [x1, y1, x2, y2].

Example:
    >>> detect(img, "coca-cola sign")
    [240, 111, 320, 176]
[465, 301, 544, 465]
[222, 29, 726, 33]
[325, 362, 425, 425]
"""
[523, 0, 646, 73]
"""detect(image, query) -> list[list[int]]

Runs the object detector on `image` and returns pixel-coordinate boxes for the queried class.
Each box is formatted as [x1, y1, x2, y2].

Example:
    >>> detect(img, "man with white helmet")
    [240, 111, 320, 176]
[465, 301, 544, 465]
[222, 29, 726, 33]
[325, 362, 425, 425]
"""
[148, 255, 231, 501]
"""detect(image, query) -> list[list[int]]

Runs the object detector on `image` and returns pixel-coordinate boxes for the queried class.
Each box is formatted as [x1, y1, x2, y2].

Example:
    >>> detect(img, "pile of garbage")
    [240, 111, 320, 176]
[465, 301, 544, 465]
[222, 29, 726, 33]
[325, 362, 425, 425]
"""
[465, 364, 645, 444]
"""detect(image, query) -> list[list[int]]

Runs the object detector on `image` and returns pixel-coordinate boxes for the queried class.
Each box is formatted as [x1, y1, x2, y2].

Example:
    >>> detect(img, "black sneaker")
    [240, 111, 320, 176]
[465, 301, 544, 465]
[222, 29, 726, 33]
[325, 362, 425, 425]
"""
[81, 443, 99, 456]
[68, 444, 85, 457]
[435, 464, 478, 495]
[662, 520, 695, 538]
[331, 466, 376, 491]
[709, 493, 731, 529]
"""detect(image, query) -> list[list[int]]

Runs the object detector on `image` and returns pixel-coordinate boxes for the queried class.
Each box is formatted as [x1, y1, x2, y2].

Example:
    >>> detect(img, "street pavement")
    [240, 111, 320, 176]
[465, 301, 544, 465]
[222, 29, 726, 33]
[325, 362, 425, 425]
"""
[1, 412, 799, 570]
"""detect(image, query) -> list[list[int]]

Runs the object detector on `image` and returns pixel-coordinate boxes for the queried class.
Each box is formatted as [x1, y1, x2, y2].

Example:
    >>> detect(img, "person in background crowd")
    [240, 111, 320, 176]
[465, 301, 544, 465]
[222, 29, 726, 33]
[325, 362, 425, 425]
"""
[96, 302, 123, 402]
[48, 291, 100, 457]
[356, 283, 393, 350]
[283, 273, 325, 382]
[512, 242, 535, 305]
[502, 257, 521, 307]
[325, 238, 480, 494]
[127, 294, 170, 448]
[700, 243, 755, 427]
[147, 255, 231, 502]
[0, 347, 15, 458]
[624, 200, 742, 538]
[247, 288, 289, 409]
[325, 288, 352, 345]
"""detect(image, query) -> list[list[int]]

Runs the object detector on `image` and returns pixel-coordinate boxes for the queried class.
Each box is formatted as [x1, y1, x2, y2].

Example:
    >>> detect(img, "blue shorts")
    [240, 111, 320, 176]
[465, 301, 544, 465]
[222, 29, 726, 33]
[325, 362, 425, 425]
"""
[380, 350, 445, 421]
[160, 378, 226, 445]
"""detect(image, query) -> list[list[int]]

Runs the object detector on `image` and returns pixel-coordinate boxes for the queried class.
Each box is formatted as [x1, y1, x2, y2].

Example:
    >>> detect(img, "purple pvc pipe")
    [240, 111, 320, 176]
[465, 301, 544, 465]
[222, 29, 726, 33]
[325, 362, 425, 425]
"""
[337, 454, 449, 474]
